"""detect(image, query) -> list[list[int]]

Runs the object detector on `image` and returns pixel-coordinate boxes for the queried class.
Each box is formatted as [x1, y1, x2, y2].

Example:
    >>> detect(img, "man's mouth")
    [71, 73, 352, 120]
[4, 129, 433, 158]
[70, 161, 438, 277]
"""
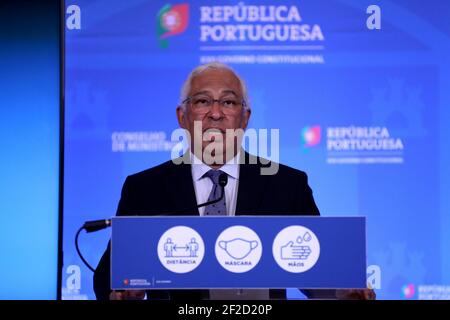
[203, 127, 225, 134]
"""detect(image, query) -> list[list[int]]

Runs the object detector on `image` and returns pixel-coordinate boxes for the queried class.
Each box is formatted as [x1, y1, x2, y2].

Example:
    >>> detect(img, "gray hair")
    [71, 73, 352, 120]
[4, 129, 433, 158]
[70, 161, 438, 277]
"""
[179, 62, 250, 111]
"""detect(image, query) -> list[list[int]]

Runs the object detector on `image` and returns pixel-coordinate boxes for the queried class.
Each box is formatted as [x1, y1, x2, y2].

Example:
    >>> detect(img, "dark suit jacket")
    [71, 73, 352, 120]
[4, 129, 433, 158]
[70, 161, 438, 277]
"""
[93, 152, 320, 300]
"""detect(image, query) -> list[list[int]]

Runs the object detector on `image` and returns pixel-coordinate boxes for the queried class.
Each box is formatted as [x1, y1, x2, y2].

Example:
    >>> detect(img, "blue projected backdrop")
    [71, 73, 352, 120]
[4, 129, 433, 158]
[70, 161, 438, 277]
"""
[0, 0, 60, 299]
[63, 0, 450, 300]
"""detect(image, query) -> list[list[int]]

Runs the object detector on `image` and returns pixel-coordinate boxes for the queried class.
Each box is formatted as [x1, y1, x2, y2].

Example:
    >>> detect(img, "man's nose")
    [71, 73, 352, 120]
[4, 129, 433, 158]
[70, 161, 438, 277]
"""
[208, 100, 223, 119]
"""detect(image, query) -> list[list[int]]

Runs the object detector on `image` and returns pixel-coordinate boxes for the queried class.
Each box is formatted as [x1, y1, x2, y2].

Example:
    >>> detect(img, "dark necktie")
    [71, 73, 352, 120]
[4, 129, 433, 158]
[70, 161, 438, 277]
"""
[203, 169, 227, 215]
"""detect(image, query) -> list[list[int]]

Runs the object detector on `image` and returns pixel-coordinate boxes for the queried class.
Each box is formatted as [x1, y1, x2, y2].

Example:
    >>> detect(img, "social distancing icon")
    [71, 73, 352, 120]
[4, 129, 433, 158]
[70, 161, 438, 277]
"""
[157, 226, 205, 273]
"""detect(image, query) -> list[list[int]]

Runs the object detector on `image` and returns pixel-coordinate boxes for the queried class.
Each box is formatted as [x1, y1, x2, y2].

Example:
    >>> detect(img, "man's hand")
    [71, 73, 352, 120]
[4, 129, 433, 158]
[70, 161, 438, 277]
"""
[109, 290, 146, 300]
[335, 289, 376, 300]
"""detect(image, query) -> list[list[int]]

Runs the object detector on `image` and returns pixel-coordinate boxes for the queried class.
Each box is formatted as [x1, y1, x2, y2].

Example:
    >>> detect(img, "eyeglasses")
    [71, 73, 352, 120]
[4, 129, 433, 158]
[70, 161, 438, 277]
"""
[182, 95, 246, 113]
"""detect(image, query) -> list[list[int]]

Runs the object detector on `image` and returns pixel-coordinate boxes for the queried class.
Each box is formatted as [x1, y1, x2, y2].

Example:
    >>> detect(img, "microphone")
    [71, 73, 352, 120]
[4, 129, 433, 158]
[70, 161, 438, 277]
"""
[219, 172, 228, 187]
[83, 219, 111, 233]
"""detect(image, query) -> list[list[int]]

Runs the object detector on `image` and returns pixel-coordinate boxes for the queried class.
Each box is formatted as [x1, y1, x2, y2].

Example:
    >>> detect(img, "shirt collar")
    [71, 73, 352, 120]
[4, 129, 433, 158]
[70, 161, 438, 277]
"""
[190, 151, 240, 181]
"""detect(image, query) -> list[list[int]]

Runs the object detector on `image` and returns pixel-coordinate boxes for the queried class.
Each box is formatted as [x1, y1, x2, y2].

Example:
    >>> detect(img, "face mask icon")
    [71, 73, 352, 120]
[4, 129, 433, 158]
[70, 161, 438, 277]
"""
[218, 238, 259, 260]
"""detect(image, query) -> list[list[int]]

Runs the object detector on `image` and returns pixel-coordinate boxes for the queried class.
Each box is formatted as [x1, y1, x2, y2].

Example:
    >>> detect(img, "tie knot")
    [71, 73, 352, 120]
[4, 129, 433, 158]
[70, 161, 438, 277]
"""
[204, 169, 225, 185]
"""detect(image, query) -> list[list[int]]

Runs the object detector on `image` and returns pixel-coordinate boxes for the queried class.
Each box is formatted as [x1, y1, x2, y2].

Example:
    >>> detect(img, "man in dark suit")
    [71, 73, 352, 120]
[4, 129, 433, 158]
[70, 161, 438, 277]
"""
[94, 151, 319, 300]
[94, 62, 374, 300]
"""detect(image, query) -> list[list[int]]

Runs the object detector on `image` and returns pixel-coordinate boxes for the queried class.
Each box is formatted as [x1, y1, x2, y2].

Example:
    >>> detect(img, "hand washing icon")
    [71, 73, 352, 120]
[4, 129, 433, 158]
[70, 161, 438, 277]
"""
[272, 225, 320, 273]
[218, 238, 259, 260]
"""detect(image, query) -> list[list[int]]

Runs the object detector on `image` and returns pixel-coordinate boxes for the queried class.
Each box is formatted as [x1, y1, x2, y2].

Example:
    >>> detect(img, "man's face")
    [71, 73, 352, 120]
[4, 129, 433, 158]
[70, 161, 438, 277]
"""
[177, 68, 251, 165]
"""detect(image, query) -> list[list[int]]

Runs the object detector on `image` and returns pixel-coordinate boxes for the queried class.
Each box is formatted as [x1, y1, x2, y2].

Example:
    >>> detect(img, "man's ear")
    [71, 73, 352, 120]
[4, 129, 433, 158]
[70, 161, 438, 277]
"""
[176, 106, 186, 129]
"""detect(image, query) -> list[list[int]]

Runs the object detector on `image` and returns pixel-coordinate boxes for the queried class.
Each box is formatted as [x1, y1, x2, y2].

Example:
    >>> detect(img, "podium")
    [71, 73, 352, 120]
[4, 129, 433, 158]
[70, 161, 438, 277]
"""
[110, 216, 366, 290]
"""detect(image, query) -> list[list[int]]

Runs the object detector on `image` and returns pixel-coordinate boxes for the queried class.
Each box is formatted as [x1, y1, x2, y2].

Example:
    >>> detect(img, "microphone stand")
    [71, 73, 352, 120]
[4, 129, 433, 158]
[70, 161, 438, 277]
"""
[75, 219, 111, 272]
[75, 172, 229, 272]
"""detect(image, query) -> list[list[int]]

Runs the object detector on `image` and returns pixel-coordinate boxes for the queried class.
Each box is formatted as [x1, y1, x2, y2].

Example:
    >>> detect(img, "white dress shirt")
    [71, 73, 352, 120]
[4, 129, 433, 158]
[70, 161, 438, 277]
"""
[190, 152, 240, 216]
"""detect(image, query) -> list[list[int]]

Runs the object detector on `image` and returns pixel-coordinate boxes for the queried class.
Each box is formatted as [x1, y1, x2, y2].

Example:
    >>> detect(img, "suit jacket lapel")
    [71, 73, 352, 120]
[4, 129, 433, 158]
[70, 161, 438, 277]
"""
[165, 162, 200, 216]
[165, 152, 267, 216]
[235, 152, 267, 215]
